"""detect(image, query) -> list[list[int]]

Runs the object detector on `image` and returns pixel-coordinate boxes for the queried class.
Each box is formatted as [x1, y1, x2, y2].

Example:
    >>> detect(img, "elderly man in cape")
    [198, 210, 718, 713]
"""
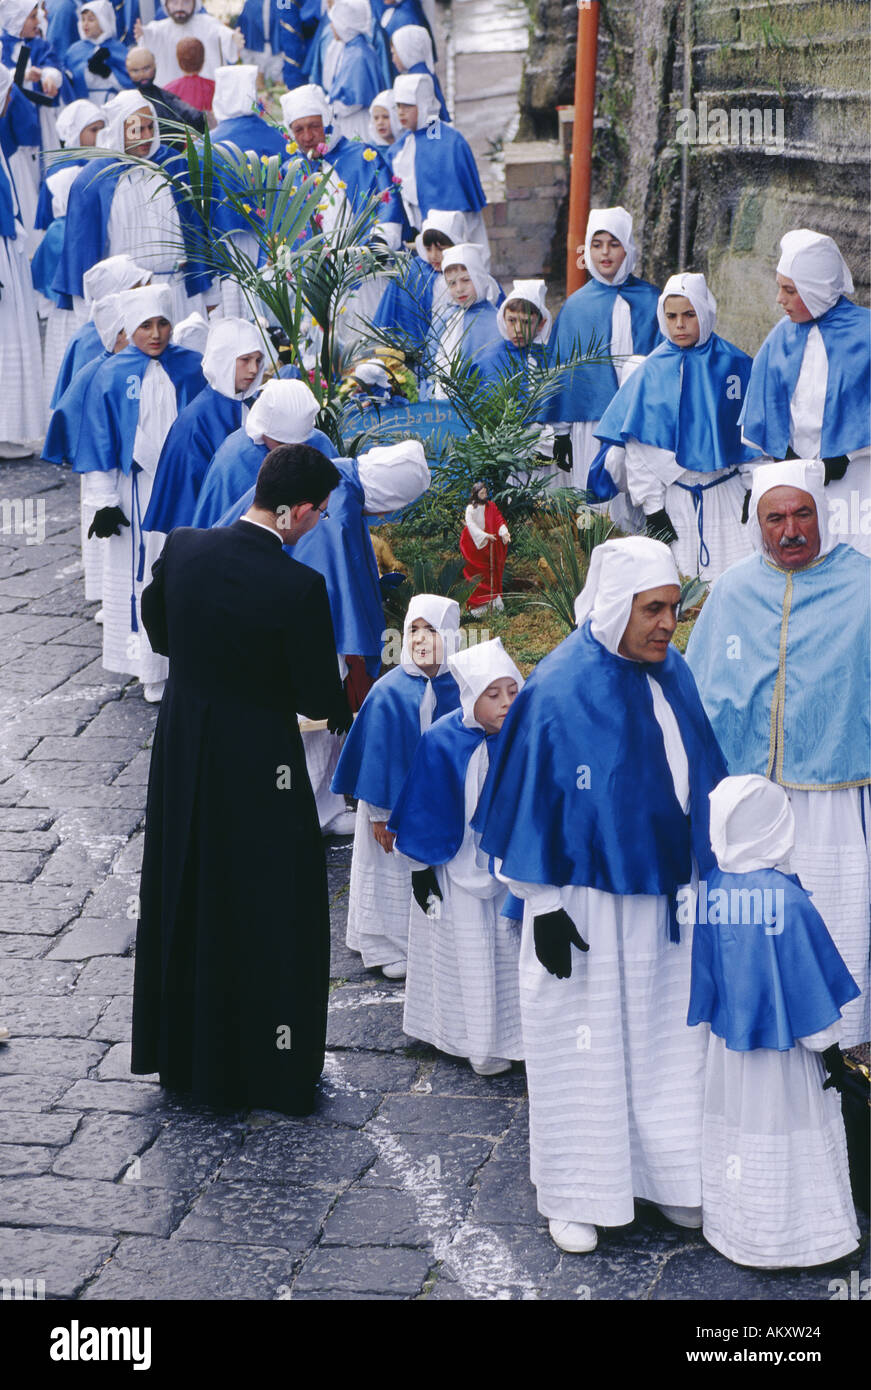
[473, 537, 727, 1253]
[686, 458, 870, 1048]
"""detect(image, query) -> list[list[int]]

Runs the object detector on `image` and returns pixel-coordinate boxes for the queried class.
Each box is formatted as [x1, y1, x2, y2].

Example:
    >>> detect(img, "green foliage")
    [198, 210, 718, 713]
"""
[524, 496, 615, 632]
[678, 574, 709, 617]
[380, 551, 476, 630]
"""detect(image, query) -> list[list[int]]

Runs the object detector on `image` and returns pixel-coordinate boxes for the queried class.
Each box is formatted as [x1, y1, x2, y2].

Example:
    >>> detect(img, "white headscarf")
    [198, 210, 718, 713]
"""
[244, 378, 319, 445]
[414, 207, 465, 258]
[45, 165, 80, 219]
[77, 0, 116, 41]
[211, 63, 257, 124]
[497, 279, 552, 344]
[202, 316, 267, 399]
[119, 283, 173, 338]
[280, 84, 336, 150]
[92, 292, 125, 351]
[82, 253, 151, 303]
[657, 271, 717, 347]
[393, 71, 441, 127]
[96, 90, 160, 156]
[777, 229, 855, 320]
[573, 536, 680, 657]
[448, 637, 524, 730]
[330, 0, 369, 41]
[368, 88, 401, 143]
[171, 310, 209, 354]
[709, 774, 795, 875]
[0, 0, 38, 35]
[391, 23, 434, 71]
[584, 206, 637, 287]
[55, 98, 104, 147]
[441, 242, 501, 307]
[400, 593, 461, 682]
[747, 458, 836, 561]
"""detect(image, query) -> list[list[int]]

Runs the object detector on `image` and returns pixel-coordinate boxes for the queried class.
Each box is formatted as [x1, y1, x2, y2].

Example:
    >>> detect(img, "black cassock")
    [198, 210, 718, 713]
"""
[131, 520, 348, 1114]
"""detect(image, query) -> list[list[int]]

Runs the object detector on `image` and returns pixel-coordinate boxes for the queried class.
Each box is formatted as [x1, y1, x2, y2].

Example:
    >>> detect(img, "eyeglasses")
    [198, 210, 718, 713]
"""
[316, 505, 329, 519]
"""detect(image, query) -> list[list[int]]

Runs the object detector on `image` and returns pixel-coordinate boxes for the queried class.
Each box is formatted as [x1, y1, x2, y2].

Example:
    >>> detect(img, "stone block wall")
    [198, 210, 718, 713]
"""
[483, 142, 568, 282]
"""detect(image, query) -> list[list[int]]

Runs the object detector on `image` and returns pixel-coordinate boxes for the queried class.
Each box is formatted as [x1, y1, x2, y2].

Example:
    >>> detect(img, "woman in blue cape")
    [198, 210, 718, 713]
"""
[589, 271, 759, 582]
[322, 0, 381, 143]
[389, 24, 448, 121]
[66, 1, 132, 103]
[739, 229, 871, 559]
[143, 316, 267, 536]
[545, 206, 661, 491]
[689, 774, 859, 1269]
[331, 595, 462, 978]
[43, 289, 123, 467]
[427, 241, 502, 398]
[472, 538, 728, 1253]
[389, 637, 525, 1074]
[390, 71, 488, 252]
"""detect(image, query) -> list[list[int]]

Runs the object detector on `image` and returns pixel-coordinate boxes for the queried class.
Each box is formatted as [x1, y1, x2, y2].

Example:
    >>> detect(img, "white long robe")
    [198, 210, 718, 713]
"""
[345, 799, 413, 968]
[106, 169, 207, 323]
[140, 14, 239, 85]
[0, 197, 46, 447]
[504, 674, 705, 1226]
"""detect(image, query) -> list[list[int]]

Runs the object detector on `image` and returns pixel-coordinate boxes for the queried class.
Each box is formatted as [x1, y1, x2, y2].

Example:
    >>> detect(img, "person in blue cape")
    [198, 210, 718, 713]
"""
[321, 0, 381, 143]
[49, 252, 151, 409]
[389, 24, 447, 121]
[33, 163, 87, 405]
[427, 241, 502, 398]
[391, 72, 488, 252]
[378, 0, 432, 46]
[237, 0, 305, 89]
[52, 89, 215, 320]
[66, 1, 132, 103]
[688, 773, 860, 1269]
[472, 537, 728, 1254]
[473, 277, 552, 404]
[209, 61, 286, 157]
[372, 207, 459, 358]
[43, 288, 123, 467]
[143, 315, 268, 539]
[331, 594, 462, 978]
[367, 85, 399, 148]
[0, 0, 74, 236]
[45, 0, 80, 58]
[588, 271, 759, 582]
[192, 377, 335, 530]
[389, 637, 526, 1074]
[74, 283, 205, 698]
[34, 96, 104, 232]
[545, 206, 661, 490]
[740, 229, 871, 559]
[685, 457, 871, 1050]
[109, 0, 138, 44]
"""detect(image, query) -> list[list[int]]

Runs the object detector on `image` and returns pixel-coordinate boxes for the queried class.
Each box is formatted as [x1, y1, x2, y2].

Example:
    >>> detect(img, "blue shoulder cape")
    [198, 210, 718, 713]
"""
[302, 11, 330, 82]
[430, 299, 502, 374]
[238, 0, 305, 86]
[329, 34, 381, 109]
[210, 112, 290, 160]
[35, 154, 86, 230]
[473, 620, 728, 898]
[589, 332, 760, 486]
[397, 122, 486, 219]
[372, 252, 437, 347]
[544, 274, 662, 423]
[739, 297, 871, 458]
[30, 217, 66, 304]
[380, 0, 433, 45]
[685, 545, 871, 789]
[44, 0, 80, 59]
[687, 867, 860, 1050]
[331, 662, 460, 806]
[473, 339, 549, 407]
[50, 319, 102, 408]
[390, 708, 494, 863]
[0, 83, 40, 160]
[43, 350, 110, 465]
[142, 385, 244, 533]
[73, 343, 206, 476]
[193, 425, 335, 528]
[52, 146, 213, 308]
[326, 135, 402, 225]
[66, 37, 132, 100]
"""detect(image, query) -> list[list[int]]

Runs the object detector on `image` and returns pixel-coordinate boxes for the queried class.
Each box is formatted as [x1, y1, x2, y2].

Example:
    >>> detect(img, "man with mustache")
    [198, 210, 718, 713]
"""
[686, 458, 870, 1049]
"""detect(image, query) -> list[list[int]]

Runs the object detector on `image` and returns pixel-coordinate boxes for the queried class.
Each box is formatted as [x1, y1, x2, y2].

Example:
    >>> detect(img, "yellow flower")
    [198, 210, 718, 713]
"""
[362, 147, 377, 162]
[286, 140, 298, 153]
[337, 180, 347, 189]
[261, 154, 270, 163]
[242, 202, 252, 213]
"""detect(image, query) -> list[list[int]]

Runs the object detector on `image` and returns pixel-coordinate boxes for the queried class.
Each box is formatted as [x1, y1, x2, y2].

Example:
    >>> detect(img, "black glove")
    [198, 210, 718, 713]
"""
[823, 455, 850, 485]
[645, 508, 678, 545]
[326, 698, 353, 736]
[821, 1043, 847, 1094]
[553, 434, 573, 473]
[533, 908, 589, 979]
[88, 506, 129, 539]
[87, 46, 112, 77]
[411, 866, 442, 914]
[741, 487, 752, 524]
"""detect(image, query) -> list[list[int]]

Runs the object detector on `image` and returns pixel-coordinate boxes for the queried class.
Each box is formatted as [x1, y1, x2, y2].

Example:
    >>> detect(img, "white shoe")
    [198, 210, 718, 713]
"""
[94, 608, 104, 625]
[469, 1057, 513, 1076]
[143, 681, 165, 703]
[655, 1204, 703, 1229]
[381, 960, 407, 980]
[0, 442, 33, 459]
[323, 810, 356, 835]
[548, 1219, 598, 1253]
[0, 1024, 9, 1042]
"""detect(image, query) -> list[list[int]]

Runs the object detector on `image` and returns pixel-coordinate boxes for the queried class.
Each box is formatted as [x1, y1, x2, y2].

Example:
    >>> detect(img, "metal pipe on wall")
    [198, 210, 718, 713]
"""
[678, 0, 694, 268]
[566, 1, 600, 295]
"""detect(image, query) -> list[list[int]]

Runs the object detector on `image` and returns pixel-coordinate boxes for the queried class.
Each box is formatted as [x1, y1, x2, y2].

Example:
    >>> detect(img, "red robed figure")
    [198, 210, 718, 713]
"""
[460, 493, 509, 609]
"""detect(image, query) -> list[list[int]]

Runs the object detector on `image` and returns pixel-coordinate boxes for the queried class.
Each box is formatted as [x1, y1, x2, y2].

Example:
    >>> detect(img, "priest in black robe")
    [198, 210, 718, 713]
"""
[131, 444, 352, 1115]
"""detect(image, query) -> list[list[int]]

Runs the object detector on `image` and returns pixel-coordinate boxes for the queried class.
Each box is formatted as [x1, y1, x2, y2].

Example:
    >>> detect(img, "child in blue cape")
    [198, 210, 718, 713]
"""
[689, 774, 860, 1268]
[428, 241, 502, 399]
[390, 637, 525, 1075]
[331, 595, 462, 979]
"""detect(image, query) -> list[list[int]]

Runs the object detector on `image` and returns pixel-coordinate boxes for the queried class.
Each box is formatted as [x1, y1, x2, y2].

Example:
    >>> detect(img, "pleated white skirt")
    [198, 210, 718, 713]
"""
[346, 801, 412, 968]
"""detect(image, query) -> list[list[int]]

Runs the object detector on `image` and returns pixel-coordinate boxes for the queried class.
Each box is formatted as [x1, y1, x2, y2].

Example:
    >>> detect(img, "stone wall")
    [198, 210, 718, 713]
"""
[518, 0, 870, 350]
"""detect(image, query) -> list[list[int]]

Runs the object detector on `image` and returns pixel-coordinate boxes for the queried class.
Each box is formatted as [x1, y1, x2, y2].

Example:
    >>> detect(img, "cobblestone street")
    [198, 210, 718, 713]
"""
[1, 458, 868, 1302]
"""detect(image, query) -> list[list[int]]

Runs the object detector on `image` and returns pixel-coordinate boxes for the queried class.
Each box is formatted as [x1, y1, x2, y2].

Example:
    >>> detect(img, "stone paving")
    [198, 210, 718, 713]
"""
[1, 457, 868, 1302]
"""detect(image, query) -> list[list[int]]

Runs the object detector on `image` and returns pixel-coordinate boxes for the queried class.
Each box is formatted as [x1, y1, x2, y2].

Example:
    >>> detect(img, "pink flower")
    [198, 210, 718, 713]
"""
[380, 191, 391, 203]
[315, 142, 328, 156]
[391, 174, 401, 185]
[313, 212, 324, 228]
